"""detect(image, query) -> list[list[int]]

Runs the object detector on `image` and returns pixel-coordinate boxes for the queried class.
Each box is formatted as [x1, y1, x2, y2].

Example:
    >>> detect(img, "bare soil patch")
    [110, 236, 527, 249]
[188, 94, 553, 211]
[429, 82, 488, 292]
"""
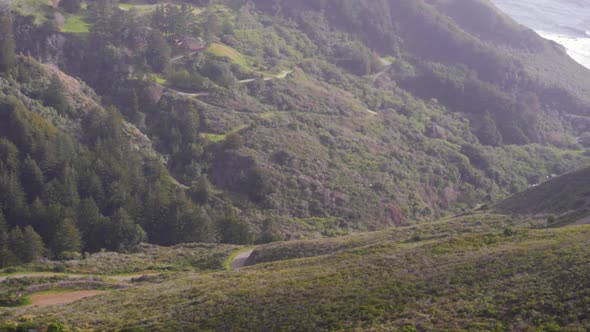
[29, 290, 106, 307]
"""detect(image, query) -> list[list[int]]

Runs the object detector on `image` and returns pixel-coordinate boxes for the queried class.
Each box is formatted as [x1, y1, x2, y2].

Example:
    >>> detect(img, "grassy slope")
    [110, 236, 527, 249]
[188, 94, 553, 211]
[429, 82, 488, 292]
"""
[61, 14, 89, 33]
[17, 221, 590, 331]
[0, 243, 243, 275]
[247, 213, 542, 264]
[495, 166, 590, 223]
[206, 43, 249, 68]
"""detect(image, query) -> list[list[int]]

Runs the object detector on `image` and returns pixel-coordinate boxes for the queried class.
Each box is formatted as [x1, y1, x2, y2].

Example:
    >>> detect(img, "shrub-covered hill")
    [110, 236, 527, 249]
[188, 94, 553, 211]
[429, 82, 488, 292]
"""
[1, 0, 589, 249]
[11, 219, 590, 331]
[246, 213, 544, 265]
[495, 166, 590, 225]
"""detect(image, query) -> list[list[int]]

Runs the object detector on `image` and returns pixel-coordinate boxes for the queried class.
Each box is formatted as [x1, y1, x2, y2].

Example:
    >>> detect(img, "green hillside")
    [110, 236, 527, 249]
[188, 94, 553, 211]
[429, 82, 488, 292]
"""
[0, 2, 589, 329]
[496, 166, 590, 225]
[3, 217, 588, 331]
[1, 0, 589, 255]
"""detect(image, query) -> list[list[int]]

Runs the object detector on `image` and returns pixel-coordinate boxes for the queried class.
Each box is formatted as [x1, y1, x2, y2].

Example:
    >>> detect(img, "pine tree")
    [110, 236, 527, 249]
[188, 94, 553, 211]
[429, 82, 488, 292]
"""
[145, 30, 171, 72]
[106, 208, 146, 252]
[28, 198, 49, 238]
[0, 231, 17, 267]
[8, 226, 25, 264]
[0, 173, 27, 224]
[205, 12, 220, 44]
[258, 218, 284, 244]
[52, 217, 82, 258]
[76, 198, 110, 252]
[76, 198, 101, 238]
[0, 230, 7, 267]
[179, 207, 213, 243]
[216, 205, 251, 244]
[21, 155, 44, 202]
[0, 211, 7, 234]
[59, 0, 81, 13]
[478, 112, 503, 146]
[0, 138, 19, 174]
[190, 175, 211, 205]
[0, 8, 16, 73]
[43, 74, 70, 114]
[22, 226, 45, 262]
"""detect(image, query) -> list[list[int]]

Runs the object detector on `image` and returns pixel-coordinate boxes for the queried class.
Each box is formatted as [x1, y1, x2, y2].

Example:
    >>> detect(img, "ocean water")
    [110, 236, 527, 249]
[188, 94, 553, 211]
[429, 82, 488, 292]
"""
[492, 0, 590, 69]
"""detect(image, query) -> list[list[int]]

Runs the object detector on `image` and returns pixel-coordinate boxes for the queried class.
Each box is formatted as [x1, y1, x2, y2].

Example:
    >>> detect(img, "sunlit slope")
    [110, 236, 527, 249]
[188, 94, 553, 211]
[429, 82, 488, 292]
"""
[22, 222, 590, 331]
[496, 166, 590, 224]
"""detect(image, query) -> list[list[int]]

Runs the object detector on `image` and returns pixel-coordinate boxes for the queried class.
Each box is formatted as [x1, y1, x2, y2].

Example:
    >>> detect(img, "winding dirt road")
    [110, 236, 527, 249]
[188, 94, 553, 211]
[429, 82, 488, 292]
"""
[160, 70, 292, 98]
[239, 70, 293, 84]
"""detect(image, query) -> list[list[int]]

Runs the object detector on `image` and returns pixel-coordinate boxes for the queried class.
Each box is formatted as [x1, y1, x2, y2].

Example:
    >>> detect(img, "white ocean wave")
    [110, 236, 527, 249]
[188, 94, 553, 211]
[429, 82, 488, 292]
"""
[537, 30, 590, 69]
[492, 0, 590, 69]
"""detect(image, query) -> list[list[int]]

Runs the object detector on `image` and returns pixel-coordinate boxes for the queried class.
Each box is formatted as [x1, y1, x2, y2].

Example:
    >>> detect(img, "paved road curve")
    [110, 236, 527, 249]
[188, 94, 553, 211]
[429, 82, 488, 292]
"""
[230, 250, 254, 270]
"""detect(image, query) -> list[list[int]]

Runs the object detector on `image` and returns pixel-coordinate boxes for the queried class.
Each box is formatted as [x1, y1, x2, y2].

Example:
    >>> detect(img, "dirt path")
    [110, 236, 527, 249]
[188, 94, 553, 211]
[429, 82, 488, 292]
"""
[29, 290, 106, 307]
[240, 70, 293, 84]
[170, 90, 210, 97]
[372, 58, 393, 84]
[170, 51, 197, 64]
[162, 70, 293, 97]
[230, 250, 254, 270]
[156, 83, 210, 98]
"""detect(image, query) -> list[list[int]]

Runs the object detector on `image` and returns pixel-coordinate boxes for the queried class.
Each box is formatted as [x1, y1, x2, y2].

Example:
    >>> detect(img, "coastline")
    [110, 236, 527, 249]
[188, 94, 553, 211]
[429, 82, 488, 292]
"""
[492, 0, 590, 70]
[536, 30, 590, 69]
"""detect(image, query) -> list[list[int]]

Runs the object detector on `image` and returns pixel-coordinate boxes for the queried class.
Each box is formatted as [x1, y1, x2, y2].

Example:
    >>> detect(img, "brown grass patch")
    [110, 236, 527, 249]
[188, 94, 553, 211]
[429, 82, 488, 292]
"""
[29, 290, 106, 307]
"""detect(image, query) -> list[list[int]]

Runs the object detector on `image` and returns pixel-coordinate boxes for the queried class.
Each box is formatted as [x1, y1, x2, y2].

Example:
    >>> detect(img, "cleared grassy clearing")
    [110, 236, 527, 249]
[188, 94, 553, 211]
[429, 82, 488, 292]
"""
[200, 124, 247, 143]
[206, 43, 249, 68]
[61, 14, 89, 33]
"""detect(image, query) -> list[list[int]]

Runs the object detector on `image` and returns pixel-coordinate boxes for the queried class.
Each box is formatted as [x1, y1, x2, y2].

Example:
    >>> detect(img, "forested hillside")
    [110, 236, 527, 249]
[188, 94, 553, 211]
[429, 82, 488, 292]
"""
[0, 0, 588, 266]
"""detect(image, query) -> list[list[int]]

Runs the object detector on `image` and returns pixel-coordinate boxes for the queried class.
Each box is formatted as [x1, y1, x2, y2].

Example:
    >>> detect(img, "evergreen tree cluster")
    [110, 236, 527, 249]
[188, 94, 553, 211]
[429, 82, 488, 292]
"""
[0, 90, 217, 267]
[0, 8, 16, 73]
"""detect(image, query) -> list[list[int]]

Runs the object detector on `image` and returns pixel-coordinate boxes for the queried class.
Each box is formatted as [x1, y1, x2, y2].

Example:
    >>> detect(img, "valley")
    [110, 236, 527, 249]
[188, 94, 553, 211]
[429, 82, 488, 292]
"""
[0, 0, 589, 330]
